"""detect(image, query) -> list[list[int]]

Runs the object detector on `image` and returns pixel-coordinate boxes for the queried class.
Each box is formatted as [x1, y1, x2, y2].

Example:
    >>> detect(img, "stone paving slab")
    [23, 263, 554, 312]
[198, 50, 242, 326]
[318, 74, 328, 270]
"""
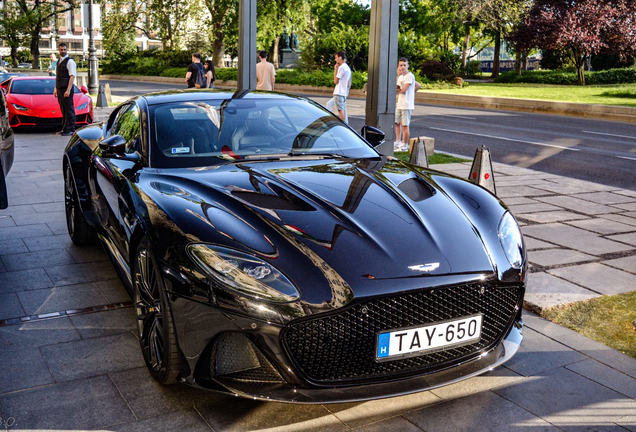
[517, 211, 590, 224]
[529, 249, 597, 267]
[522, 223, 634, 256]
[548, 263, 636, 295]
[568, 218, 636, 235]
[523, 272, 601, 313]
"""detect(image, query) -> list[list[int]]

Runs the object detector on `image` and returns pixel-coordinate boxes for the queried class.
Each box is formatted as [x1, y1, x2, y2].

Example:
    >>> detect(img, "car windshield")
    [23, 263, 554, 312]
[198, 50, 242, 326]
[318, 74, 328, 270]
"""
[150, 98, 378, 168]
[11, 79, 79, 95]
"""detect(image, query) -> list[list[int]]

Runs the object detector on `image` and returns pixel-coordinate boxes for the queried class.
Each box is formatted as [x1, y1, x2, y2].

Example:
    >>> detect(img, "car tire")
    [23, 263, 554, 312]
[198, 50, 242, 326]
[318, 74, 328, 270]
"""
[64, 165, 95, 245]
[133, 237, 180, 385]
[0, 162, 7, 209]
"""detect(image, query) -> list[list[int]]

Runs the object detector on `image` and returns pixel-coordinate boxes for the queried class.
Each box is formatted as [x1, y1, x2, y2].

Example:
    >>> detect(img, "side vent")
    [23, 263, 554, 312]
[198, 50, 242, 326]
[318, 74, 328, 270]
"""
[398, 178, 434, 202]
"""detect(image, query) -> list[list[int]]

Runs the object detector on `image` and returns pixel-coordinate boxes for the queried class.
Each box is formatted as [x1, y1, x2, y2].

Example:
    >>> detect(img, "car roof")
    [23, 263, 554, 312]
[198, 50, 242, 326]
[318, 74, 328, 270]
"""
[9, 76, 56, 80]
[140, 89, 305, 106]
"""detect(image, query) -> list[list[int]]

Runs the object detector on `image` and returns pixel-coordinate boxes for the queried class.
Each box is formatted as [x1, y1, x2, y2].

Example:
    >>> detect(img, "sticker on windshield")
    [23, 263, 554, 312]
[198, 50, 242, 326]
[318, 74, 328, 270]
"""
[171, 147, 190, 154]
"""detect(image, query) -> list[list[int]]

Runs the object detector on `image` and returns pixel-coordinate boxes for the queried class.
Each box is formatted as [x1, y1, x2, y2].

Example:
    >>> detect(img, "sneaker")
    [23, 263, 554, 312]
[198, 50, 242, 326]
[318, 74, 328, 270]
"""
[394, 141, 403, 151]
[61, 131, 74, 136]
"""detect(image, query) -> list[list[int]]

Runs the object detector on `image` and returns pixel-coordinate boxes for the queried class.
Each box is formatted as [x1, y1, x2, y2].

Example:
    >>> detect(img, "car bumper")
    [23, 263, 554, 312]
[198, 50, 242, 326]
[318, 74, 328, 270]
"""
[9, 113, 92, 128]
[183, 318, 523, 403]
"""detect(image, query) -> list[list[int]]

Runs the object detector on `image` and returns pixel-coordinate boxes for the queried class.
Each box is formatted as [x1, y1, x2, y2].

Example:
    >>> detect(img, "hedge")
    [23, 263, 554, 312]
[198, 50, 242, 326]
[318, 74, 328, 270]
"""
[495, 68, 636, 85]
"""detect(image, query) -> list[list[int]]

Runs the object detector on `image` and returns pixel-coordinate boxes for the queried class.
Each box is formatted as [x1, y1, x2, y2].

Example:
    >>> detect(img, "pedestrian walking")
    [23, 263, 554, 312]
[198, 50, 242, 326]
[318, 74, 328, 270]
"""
[256, 51, 276, 91]
[326, 51, 351, 122]
[204, 60, 216, 89]
[47, 53, 57, 76]
[185, 53, 205, 88]
[395, 57, 420, 151]
[53, 43, 76, 136]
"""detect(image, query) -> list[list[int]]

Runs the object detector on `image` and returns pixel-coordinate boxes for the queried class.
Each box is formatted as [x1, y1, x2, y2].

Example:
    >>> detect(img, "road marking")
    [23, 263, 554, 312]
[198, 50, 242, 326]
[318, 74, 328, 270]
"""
[583, 131, 636, 140]
[430, 113, 476, 120]
[429, 127, 581, 151]
[618, 156, 636, 161]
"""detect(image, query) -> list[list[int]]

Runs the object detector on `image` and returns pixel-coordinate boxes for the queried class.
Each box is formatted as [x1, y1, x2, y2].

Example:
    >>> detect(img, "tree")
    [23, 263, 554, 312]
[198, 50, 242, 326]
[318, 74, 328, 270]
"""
[202, 0, 238, 68]
[15, 0, 77, 69]
[147, 0, 194, 50]
[478, 0, 533, 78]
[0, 2, 29, 67]
[513, 0, 636, 85]
[102, 0, 144, 59]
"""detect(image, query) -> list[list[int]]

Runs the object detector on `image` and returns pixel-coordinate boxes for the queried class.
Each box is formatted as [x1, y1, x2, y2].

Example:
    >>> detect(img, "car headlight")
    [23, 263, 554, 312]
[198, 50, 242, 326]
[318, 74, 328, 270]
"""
[77, 102, 88, 110]
[498, 212, 524, 269]
[11, 103, 28, 111]
[187, 244, 299, 303]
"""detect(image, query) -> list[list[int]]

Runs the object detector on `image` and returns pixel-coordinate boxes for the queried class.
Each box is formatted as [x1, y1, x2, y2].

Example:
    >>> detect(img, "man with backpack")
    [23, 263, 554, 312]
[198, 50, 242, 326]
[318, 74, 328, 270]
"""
[185, 53, 206, 88]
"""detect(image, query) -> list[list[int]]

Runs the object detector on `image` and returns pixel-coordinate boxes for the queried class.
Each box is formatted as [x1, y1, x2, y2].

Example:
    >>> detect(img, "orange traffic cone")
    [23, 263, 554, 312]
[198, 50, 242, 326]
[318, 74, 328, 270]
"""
[468, 145, 496, 195]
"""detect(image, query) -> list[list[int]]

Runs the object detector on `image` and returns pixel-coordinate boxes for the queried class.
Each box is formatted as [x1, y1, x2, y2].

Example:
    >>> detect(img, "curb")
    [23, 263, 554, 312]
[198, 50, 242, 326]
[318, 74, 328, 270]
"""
[100, 74, 636, 123]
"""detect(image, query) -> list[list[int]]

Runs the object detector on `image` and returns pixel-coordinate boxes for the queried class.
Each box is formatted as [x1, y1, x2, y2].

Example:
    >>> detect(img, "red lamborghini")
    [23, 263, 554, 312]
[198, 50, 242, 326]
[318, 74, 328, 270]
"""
[1, 76, 93, 129]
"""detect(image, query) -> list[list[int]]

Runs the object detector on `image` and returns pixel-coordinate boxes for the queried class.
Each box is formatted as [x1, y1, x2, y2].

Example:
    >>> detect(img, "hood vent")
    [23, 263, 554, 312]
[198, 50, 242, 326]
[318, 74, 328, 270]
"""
[232, 190, 314, 211]
[398, 178, 434, 202]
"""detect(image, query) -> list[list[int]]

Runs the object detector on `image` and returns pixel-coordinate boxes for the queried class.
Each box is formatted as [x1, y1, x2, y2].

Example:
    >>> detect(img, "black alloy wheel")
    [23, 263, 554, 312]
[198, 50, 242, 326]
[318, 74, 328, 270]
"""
[133, 237, 180, 384]
[64, 165, 95, 245]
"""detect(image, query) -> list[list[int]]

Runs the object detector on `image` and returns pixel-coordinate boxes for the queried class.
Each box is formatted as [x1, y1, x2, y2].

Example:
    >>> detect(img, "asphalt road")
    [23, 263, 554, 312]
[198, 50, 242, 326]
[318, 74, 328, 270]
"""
[103, 79, 636, 191]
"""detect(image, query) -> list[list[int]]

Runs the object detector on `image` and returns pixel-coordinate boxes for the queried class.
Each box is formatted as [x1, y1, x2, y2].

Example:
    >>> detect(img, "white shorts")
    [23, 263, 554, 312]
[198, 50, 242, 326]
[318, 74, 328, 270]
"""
[395, 109, 412, 126]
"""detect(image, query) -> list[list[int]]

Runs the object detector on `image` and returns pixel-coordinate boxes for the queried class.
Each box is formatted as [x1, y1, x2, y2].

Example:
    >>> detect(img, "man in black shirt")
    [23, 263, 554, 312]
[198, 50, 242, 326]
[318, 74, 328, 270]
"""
[185, 53, 204, 88]
[53, 43, 76, 136]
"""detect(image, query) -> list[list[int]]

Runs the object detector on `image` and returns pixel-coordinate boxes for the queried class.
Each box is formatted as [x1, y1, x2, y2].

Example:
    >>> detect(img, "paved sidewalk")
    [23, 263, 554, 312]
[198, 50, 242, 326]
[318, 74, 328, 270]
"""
[2, 107, 636, 431]
[433, 162, 636, 312]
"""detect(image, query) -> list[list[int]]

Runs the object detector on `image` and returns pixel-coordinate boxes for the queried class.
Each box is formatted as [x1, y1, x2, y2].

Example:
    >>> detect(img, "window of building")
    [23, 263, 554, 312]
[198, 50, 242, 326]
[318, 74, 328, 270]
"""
[70, 41, 83, 51]
[39, 40, 51, 49]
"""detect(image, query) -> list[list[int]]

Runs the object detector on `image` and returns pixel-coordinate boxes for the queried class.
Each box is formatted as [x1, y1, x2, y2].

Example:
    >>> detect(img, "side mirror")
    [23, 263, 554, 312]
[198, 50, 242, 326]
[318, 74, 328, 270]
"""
[361, 125, 385, 148]
[80, 85, 88, 95]
[99, 134, 127, 157]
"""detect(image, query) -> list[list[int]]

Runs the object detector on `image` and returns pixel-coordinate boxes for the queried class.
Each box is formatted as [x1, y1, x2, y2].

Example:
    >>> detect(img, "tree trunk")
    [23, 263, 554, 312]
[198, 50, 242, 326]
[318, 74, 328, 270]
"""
[10, 45, 18, 68]
[271, 36, 280, 70]
[30, 25, 41, 69]
[577, 63, 586, 85]
[515, 50, 521, 74]
[521, 50, 528, 71]
[492, 31, 501, 79]
[461, 15, 471, 75]
[212, 23, 225, 68]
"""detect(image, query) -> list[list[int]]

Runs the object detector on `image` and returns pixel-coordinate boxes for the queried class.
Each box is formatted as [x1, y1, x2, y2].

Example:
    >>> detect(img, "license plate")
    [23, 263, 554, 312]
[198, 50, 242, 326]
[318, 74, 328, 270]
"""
[376, 314, 483, 360]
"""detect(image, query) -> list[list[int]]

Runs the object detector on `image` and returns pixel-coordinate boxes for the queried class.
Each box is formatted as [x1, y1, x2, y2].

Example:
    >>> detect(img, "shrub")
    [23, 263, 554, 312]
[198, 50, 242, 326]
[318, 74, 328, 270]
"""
[494, 67, 636, 85]
[159, 67, 187, 78]
[296, 26, 369, 72]
[467, 61, 482, 77]
[420, 61, 456, 82]
[438, 51, 462, 74]
[215, 68, 238, 81]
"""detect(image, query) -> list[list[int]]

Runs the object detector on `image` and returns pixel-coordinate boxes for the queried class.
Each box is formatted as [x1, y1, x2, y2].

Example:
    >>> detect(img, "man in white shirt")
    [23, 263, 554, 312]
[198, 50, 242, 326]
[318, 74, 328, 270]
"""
[256, 51, 276, 91]
[53, 43, 77, 136]
[327, 51, 351, 122]
[395, 57, 420, 151]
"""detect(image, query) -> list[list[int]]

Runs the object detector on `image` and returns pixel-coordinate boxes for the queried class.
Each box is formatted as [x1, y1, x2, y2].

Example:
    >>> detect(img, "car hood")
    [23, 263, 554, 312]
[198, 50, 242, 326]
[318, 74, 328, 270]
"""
[142, 157, 499, 303]
[8, 93, 85, 110]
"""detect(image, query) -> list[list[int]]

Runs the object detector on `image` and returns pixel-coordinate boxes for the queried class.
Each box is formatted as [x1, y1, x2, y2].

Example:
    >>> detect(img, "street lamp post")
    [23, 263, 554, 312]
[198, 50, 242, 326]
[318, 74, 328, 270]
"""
[87, 0, 99, 94]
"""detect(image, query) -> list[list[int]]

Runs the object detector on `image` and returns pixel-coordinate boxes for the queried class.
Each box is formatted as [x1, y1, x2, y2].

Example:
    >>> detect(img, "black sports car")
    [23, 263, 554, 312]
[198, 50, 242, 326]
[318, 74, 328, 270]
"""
[63, 90, 526, 403]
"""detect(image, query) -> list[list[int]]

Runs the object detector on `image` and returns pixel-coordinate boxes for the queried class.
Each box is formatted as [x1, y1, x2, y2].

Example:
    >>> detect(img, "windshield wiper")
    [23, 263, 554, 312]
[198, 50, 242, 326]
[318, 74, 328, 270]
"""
[287, 151, 343, 158]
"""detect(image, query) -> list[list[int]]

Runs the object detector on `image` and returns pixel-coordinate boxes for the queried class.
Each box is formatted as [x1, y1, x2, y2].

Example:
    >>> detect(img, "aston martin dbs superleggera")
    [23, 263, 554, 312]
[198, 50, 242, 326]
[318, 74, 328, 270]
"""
[63, 89, 526, 403]
[2, 76, 93, 129]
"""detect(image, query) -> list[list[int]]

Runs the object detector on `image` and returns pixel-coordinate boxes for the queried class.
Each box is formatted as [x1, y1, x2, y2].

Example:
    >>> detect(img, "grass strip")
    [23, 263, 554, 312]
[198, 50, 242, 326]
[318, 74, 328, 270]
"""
[542, 292, 636, 359]
[394, 152, 470, 164]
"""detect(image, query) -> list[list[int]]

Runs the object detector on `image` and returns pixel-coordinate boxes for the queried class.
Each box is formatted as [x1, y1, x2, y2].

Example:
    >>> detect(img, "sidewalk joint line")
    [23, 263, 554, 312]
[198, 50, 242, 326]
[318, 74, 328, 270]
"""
[0, 301, 133, 327]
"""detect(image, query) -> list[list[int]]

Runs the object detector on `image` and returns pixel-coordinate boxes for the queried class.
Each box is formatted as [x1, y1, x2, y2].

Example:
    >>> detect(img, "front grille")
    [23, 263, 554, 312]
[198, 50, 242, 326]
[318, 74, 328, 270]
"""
[283, 282, 522, 383]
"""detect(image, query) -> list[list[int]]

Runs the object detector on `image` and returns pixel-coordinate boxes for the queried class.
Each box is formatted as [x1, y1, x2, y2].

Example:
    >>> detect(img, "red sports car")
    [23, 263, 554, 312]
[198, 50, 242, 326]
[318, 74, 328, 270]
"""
[1, 76, 93, 129]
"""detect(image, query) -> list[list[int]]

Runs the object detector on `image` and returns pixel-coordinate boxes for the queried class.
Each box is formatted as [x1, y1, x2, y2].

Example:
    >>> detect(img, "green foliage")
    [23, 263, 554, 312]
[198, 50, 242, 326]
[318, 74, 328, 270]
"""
[495, 68, 636, 85]
[397, 32, 435, 72]
[297, 26, 369, 72]
[438, 50, 462, 74]
[102, 0, 138, 60]
[420, 60, 456, 81]
[214, 67, 237, 81]
[419, 80, 467, 90]
[393, 152, 470, 164]
[159, 67, 188, 78]
[468, 60, 482, 77]
[540, 48, 570, 70]
[102, 49, 199, 76]
[310, 0, 370, 34]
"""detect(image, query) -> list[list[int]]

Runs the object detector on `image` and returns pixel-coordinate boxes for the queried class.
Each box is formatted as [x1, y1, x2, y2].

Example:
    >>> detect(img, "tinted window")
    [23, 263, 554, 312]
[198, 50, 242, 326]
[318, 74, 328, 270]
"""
[150, 98, 377, 168]
[11, 79, 79, 95]
[111, 104, 141, 154]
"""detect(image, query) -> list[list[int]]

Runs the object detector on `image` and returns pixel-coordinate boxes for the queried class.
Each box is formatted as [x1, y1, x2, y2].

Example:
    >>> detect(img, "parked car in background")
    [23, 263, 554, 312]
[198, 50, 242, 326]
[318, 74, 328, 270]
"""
[1, 77, 93, 130]
[0, 72, 28, 84]
[16, 63, 32, 69]
[63, 89, 526, 403]
[0, 83, 14, 209]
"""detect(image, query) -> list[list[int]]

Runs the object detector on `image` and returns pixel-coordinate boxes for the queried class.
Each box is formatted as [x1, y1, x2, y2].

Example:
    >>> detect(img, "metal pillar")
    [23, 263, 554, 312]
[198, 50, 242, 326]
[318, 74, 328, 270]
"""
[87, 0, 99, 95]
[237, 0, 257, 91]
[365, 0, 399, 156]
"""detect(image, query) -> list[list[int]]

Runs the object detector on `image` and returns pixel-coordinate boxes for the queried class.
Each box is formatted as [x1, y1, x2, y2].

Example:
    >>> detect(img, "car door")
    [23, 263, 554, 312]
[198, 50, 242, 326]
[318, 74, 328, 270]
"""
[0, 86, 14, 209]
[91, 102, 143, 262]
